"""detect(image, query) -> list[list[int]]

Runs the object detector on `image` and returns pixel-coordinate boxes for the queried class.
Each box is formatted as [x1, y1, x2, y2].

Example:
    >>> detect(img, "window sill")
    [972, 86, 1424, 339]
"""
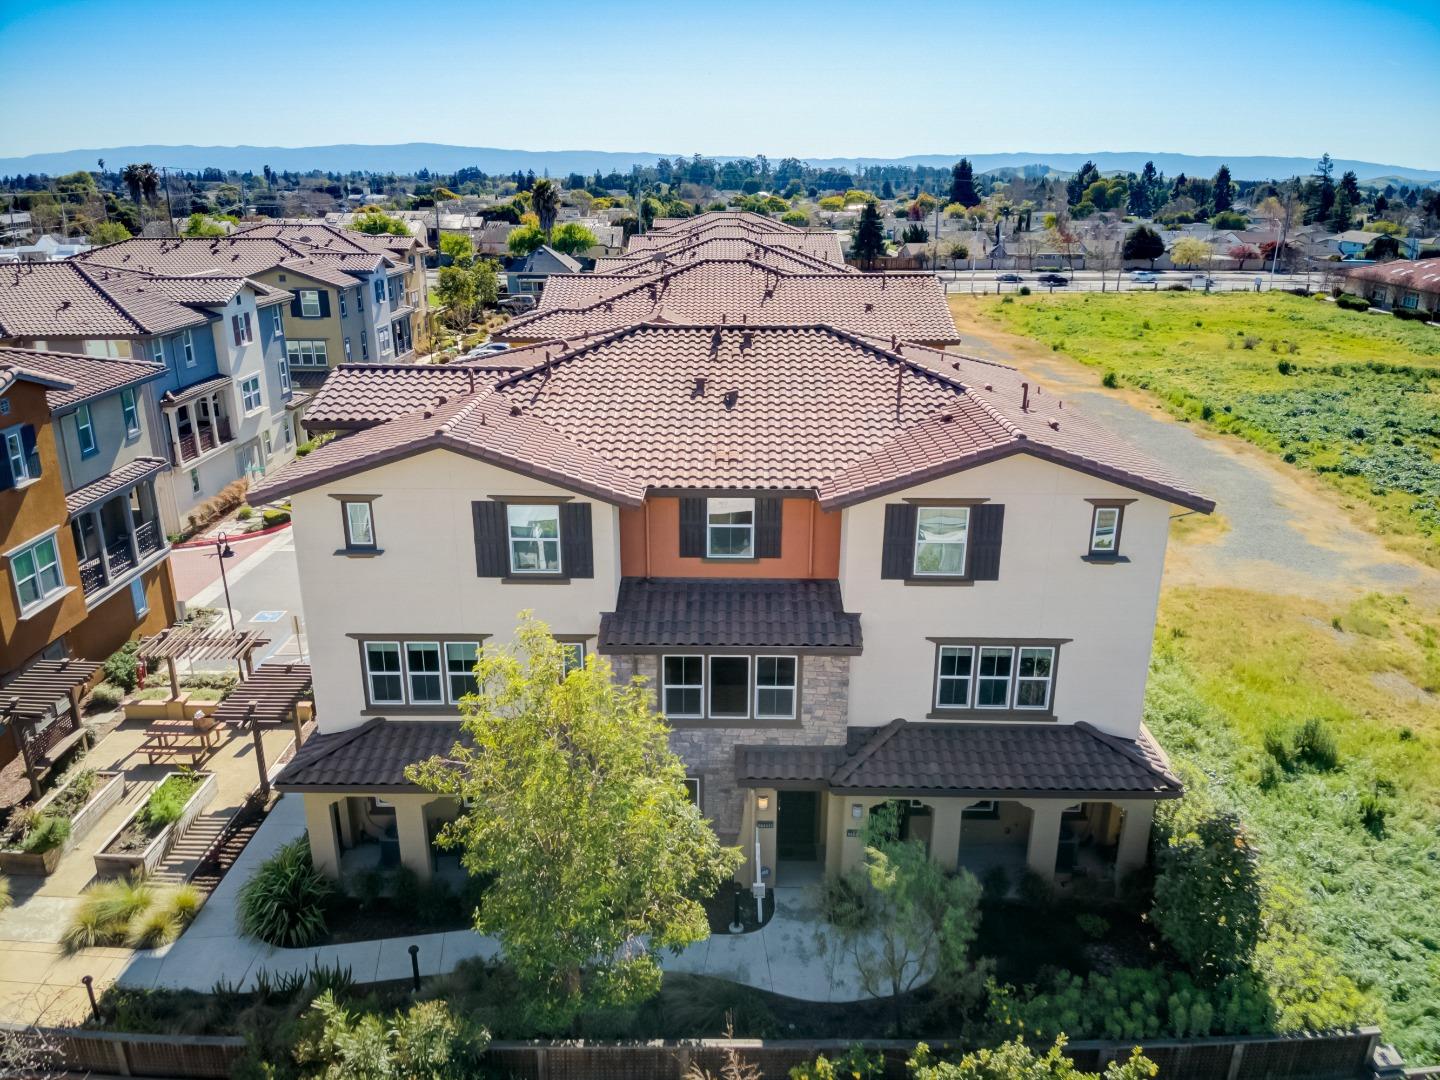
[700, 556, 759, 564]
[924, 709, 1057, 722]
[334, 547, 383, 558]
[18, 586, 77, 621]
[500, 574, 571, 584]
[666, 717, 804, 730]
[1080, 554, 1130, 564]
[903, 576, 975, 587]
[361, 706, 462, 717]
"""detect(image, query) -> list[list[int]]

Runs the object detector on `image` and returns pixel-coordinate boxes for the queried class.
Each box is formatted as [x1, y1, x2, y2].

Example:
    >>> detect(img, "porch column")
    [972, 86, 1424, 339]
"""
[393, 795, 434, 883]
[119, 495, 140, 566]
[304, 794, 343, 878]
[1114, 800, 1156, 880]
[89, 510, 110, 586]
[166, 406, 183, 463]
[1022, 800, 1065, 883]
[929, 800, 965, 873]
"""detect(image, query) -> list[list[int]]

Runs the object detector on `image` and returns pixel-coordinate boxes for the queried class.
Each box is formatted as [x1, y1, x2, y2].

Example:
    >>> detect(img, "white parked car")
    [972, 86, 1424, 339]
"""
[1129, 270, 1157, 283]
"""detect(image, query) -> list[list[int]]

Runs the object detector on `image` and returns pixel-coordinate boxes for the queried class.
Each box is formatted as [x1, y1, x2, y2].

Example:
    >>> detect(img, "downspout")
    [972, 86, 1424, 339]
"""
[806, 499, 815, 577]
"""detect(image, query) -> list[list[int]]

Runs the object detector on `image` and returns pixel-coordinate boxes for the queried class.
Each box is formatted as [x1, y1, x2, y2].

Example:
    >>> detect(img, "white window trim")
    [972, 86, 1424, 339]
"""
[182, 329, 196, 367]
[278, 355, 292, 396]
[151, 337, 165, 364]
[7, 528, 66, 615]
[913, 505, 970, 577]
[299, 290, 321, 318]
[683, 776, 702, 807]
[705, 496, 756, 559]
[121, 388, 141, 437]
[661, 654, 705, 719]
[445, 641, 481, 703]
[3, 426, 31, 484]
[364, 641, 405, 705]
[560, 641, 586, 678]
[130, 576, 149, 618]
[934, 644, 975, 711]
[975, 645, 1015, 710]
[404, 641, 445, 705]
[1014, 646, 1056, 711]
[271, 305, 284, 334]
[707, 654, 752, 721]
[240, 376, 263, 414]
[753, 655, 797, 720]
[1090, 506, 1121, 555]
[505, 503, 563, 575]
[75, 404, 97, 456]
[342, 500, 375, 549]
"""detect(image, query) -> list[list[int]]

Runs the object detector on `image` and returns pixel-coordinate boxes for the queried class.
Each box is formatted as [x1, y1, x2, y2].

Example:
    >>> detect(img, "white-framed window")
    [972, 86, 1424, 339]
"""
[934, 644, 974, 709]
[560, 641, 586, 678]
[661, 655, 704, 718]
[189, 468, 201, 495]
[405, 642, 444, 704]
[706, 497, 754, 558]
[75, 403, 97, 457]
[754, 656, 797, 718]
[129, 577, 148, 618]
[4, 426, 32, 484]
[278, 355, 291, 396]
[344, 337, 353, 360]
[151, 337, 165, 364]
[262, 430, 273, 458]
[1015, 647, 1056, 710]
[962, 800, 998, 818]
[683, 776, 702, 807]
[377, 326, 392, 358]
[10, 532, 64, 611]
[506, 503, 561, 574]
[339, 290, 347, 317]
[286, 339, 329, 367]
[374, 278, 386, 305]
[1090, 506, 1122, 555]
[356, 289, 363, 312]
[914, 506, 969, 576]
[282, 418, 293, 446]
[364, 641, 404, 703]
[360, 330, 369, 360]
[446, 641, 480, 701]
[240, 376, 262, 412]
[342, 500, 375, 549]
[182, 329, 196, 367]
[231, 311, 253, 347]
[708, 655, 750, 719]
[271, 305, 284, 335]
[299, 289, 321, 318]
[976, 646, 1014, 708]
[121, 388, 140, 437]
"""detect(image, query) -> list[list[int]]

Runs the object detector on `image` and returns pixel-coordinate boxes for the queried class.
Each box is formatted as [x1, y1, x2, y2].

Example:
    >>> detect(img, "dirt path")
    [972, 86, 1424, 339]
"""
[949, 301, 1440, 605]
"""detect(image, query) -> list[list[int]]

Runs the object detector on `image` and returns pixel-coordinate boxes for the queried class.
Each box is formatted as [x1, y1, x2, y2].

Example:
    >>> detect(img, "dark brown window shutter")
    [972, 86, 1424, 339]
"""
[755, 497, 782, 558]
[289, 293, 303, 318]
[880, 503, 917, 579]
[560, 503, 593, 578]
[317, 290, 331, 318]
[471, 501, 509, 577]
[679, 496, 706, 557]
[968, 504, 1005, 580]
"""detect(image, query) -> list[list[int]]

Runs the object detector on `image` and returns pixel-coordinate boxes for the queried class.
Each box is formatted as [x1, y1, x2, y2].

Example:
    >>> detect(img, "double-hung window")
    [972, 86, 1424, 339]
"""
[272, 305, 284, 335]
[914, 506, 969, 575]
[10, 533, 64, 611]
[662, 656, 704, 718]
[378, 327, 392, 358]
[278, 354, 292, 396]
[339, 291, 348, 317]
[1015, 647, 1056, 710]
[4, 426, 32, 483]
[446, 642, 480, 700]
[755, 656, 797, 719]
[299, 290, 321, 318]
[374, 278, 386, 306]
[75, 404, 97, 457]
[360, 330, 369, 360]
[364, 642, 404, 704]
[935, 645, 975, 709]
[121, 388, 140, 437]
[240, 376, 262, 412]
[706, 497, 754, 558]
[151, 337, 165, 364]
[405, 642, 444, 704]
[976, 646, 1015, 708]
[182, 330, 196, 367]
[708, 656, 751, 719]
[342, 500, 375, 550]
[506, 503, 561, 574]
[1088, 505, 1123, 556]
[286, 340, 328, 368]
[231, 312, 253, 346]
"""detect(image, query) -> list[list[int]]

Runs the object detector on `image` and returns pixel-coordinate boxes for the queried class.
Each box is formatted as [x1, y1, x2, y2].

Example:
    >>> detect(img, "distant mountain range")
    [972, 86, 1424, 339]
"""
[2, 143, 1438, 184]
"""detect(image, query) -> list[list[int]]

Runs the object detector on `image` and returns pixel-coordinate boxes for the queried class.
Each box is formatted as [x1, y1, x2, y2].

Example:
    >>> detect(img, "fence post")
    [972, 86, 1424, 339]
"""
[1225, 1040, 1244, 1080]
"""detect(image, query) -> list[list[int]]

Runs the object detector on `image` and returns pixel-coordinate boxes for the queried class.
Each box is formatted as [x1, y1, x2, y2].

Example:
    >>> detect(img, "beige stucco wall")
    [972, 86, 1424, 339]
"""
[292, 449, 622, 733]
[838, 452, 1173, 740]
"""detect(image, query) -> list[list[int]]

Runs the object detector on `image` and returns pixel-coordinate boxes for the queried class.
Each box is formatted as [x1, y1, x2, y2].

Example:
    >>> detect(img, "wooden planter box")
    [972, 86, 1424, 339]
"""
[0, 770, 124, 877]
[93, 771, 217, 879]
[122, 697, 176, 723]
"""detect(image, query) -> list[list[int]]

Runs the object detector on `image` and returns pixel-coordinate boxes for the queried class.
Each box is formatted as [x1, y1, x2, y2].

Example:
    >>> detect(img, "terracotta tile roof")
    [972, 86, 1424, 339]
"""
[1345, 260, 1440, 293]
[5, 347, 165, 411]
[595, 238, 856, 277]
[650, 211, 803, 236]
[0, 353, 76, 398]
[0, 262, 214, 337]
[276, 256, 377, 288]
[235, 221, 426, 256]
[736, 720, 1183, 798]
[627, 225, 845, 263]
[65, 456, 167, 516]
[251, 323, 1213, 512]
[160, 373, 232, 405]
[79, 236, 306, 277]
[303, 360, 524, 432]
[497, 261, 960, 344]
[275, 717, 467, 791]
[599, 578, 862, 652]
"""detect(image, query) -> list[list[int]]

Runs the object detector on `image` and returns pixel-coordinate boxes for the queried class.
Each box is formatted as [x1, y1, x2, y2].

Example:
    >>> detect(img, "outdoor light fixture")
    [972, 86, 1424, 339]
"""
[756, 794, 770, 811]
[851, 804, 864, 820]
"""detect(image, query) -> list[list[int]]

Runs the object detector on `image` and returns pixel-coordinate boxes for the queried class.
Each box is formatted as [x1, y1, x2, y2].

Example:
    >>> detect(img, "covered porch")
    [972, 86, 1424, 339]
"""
[160, 377, 235, 465]
[67, 461, 168, 602]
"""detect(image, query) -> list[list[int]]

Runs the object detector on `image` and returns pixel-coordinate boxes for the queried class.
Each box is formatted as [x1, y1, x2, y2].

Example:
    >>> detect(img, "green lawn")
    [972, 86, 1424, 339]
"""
[971, 292, 1440, 564]
[1148, 586, 1440, 1061]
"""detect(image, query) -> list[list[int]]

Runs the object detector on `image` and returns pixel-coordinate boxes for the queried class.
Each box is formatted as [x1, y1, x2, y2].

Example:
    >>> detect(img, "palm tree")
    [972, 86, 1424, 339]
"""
[121, 163, 145, 205]
[530, 178, 560, 238]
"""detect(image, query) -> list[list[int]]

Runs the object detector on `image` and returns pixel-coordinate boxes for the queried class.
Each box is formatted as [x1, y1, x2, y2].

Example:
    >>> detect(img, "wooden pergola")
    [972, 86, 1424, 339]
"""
[1, 658, 101, 799]
[136, 625, 269, 699]
[212, 663, 313, 796]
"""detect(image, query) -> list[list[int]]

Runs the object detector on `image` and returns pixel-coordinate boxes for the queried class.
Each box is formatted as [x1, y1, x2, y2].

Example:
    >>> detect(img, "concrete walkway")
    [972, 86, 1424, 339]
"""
[117, 793, 873, 1003]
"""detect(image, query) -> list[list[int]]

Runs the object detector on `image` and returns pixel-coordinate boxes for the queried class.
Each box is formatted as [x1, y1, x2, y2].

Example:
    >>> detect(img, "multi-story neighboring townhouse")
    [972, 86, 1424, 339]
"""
[0, 261, 298, 530]
[1, 346, 177, 770]
[495, 259, 962, 348]
[593, 238, 860, 276]
[251, 320, 1211, 895]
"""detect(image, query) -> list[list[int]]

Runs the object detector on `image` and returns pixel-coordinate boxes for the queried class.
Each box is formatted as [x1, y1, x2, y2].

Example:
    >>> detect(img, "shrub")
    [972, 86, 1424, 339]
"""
[63, 876, 154, 952]
[19, 816, 70, 854]
[294, 990, 490, 1080]
[912, 1035, 1159, 1079]
[88, 682, 125, 710]
[1392, 306, 1433, 322]
[1335, 292, 1370, 311]
[103, 641, 142, 692]
[819, 870, 875, 933]
[1075, 912, 1110, 940]
[237, 837, 332, 947]
[139, 773, 204, 829]
[0, 875, 10, 911]
[1102, 371, 1119, 388]
[235, 505, 254, 521]
[1357, 791, 1389, 837]
[1018, 285, 1031, 295]
[980, 864, 1010, 901]
[790, 1043, 885, 1079]
[261, 507, 290, 528]
[127, 885, 202, 948]
[1016, 870, 1054, 908]
[1291, 717, 1339, 771]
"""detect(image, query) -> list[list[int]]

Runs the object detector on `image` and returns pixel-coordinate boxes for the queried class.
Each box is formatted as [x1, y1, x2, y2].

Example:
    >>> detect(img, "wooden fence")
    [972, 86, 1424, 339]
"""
[0, 1022, 1386, 1079]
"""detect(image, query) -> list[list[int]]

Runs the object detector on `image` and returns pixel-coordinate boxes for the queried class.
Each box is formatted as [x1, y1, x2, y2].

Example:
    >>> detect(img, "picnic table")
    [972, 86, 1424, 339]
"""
[139, 718, 220, 766]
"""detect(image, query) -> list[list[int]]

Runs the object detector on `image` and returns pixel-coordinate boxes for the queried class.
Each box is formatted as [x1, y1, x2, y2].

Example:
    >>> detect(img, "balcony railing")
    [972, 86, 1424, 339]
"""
[25, 710, 81, 763]
[105, 535, 136, 576]
[135, 519, 163, 558]
[171, 418, 234, 464]
[78, 555, 107, 596]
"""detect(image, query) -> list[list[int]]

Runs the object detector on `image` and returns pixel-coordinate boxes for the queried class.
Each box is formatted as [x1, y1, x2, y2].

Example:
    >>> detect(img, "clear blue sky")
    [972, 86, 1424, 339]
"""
[3, 0, 1438, 167]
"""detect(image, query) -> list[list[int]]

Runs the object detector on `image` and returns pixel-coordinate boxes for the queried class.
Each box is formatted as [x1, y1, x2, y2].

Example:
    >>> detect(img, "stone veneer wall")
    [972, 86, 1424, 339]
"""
[607, 653, 851, 842]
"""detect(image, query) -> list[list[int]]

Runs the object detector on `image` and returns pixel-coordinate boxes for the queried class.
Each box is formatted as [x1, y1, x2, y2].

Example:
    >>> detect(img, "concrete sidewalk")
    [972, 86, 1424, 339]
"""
[117, 794, 873, 1003]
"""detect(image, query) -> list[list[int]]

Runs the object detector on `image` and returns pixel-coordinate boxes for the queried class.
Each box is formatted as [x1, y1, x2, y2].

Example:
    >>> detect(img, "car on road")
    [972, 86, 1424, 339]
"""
[1129, 270, 1157, 283]
[1036, 273, 1070, 286]
[466, 342, 511, 358]
[996, 273, 1024, 283]
[498, 295, 537, 314]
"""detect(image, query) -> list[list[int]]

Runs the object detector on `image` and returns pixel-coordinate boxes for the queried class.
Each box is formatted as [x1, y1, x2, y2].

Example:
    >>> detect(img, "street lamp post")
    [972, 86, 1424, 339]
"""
[215, 532, 235, 631]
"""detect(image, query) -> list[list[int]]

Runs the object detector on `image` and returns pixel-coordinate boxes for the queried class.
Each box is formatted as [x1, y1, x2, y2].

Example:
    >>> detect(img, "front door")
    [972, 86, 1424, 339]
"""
[776, 790, 819, 861]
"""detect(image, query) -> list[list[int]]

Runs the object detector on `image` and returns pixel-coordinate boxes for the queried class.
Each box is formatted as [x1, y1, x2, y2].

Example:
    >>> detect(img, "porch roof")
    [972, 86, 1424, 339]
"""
[274, 717, 466, 792]
[159, 374, 231, 407]
[65, 456, 167, 517]
[735, 719, 1183, 800]
[0, 658, 101, 724]
[211, 662, 312, 728]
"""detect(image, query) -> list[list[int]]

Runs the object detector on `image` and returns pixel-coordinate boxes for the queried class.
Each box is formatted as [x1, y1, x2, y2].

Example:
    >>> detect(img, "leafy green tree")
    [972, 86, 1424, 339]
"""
[950, 159, 980, 208]
[1213, 164, 1234, 212]
[549, 222, 597, 256]
[294, 991, 490, 1080]
[350, 210, 411, 236]
[1364, 234, 1400, 260]
[409, 616, 740, 1026]
[1328, 187, 1355, 233]
[947, 241, 970, 266]
[182, 213, 226, 237]
[909, 1037, 1157, 1080]
[507, 224, 547, 257]
[440, 232, 476, 266]
[88, 220, 131, 245]
[1066, 161, 1101, 206]
[901, 223, 929, 244]
[850, 200, 886, 269]
[529, 177, 560, 236]
[1122, 224, 1164, 267]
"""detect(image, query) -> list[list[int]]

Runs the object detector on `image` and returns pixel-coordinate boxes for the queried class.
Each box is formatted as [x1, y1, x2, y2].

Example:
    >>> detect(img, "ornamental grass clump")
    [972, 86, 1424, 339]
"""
[62, 876, 154, 952]
[237, 838, 332, 947]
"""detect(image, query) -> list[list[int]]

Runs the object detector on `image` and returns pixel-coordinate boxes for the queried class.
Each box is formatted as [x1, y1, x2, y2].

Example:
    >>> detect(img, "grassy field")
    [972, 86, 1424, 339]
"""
[965, 292, 1440, 565]
[1146, 585, 1440, 1060]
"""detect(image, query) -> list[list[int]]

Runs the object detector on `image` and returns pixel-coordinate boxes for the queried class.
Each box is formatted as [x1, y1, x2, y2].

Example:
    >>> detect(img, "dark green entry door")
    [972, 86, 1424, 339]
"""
[777, 791, 819, 860]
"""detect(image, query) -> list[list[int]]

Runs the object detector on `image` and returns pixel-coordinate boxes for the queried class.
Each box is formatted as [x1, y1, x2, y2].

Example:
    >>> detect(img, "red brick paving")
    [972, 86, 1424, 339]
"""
[169, 530, 285, 604]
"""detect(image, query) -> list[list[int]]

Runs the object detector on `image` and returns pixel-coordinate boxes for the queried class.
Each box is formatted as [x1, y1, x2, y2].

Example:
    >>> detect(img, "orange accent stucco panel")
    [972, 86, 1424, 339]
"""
[619, 496, 841, 579]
